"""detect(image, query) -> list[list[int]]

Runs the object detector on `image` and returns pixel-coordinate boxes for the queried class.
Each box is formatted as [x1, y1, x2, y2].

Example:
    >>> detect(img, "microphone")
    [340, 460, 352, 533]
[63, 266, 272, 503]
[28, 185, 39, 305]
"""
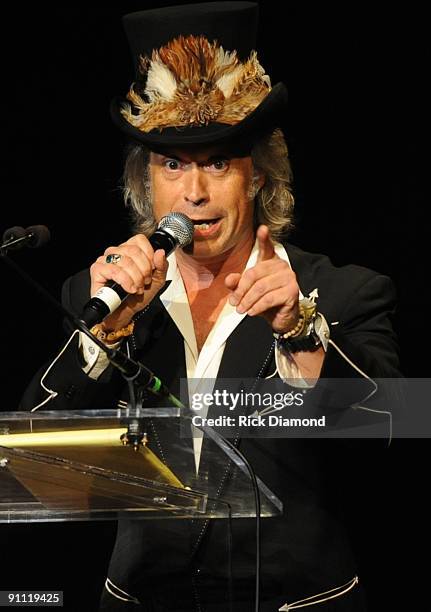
[80, 212, 194, 327]
[1, 225, 51, 253]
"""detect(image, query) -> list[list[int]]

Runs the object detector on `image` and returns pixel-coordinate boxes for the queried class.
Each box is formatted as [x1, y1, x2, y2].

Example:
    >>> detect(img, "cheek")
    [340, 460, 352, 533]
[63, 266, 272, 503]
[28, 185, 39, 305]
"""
[151, 173, 177, 219]
[224, 176, 253, 211]
[238, 200, 255, 227]
[234, 184, 255, 223]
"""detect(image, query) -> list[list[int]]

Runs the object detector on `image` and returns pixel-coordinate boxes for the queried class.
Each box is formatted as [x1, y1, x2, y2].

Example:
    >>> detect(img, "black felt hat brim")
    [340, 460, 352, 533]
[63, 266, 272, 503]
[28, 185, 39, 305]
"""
[110, 82, 288, 150]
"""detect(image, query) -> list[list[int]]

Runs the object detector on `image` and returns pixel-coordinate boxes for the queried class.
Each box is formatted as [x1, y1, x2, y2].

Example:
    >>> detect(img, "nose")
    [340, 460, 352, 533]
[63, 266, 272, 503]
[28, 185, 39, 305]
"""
[184, 166, 209, 206]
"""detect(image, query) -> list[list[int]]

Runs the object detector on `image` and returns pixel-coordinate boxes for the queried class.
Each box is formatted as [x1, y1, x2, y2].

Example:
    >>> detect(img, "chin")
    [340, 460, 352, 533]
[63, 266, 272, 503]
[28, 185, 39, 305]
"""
[182, 239, 226, 259]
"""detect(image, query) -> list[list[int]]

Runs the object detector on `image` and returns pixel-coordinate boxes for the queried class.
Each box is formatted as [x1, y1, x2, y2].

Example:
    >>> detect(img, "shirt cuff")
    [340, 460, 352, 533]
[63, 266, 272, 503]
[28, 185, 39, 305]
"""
[79, 332, 120, 380]
[275, 312, 330, 388]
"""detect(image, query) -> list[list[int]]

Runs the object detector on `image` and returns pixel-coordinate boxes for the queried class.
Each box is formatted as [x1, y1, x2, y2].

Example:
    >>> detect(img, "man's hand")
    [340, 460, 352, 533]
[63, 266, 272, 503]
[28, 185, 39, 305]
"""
[225, 225, 299, 333]
[89, 234, 168, 331]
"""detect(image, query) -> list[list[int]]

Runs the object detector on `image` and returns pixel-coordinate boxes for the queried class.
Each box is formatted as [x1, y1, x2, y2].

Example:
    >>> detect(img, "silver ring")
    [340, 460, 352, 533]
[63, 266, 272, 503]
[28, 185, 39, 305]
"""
[106, 253, 122, 264]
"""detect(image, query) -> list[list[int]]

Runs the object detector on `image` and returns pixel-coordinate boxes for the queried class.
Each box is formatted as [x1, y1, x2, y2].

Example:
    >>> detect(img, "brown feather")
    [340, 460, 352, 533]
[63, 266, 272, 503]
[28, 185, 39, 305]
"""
[121, 35, 270, 132]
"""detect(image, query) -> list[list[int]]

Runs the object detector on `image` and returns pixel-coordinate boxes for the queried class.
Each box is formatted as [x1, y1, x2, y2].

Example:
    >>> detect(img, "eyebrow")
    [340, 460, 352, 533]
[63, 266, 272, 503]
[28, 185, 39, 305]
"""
[160, 153, 231, 163]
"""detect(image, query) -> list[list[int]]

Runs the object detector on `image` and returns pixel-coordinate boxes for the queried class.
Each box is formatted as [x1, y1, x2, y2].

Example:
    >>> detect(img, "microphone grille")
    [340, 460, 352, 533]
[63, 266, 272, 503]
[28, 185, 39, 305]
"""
[158, 213, 194, 247]
[26, 225, 51, 248]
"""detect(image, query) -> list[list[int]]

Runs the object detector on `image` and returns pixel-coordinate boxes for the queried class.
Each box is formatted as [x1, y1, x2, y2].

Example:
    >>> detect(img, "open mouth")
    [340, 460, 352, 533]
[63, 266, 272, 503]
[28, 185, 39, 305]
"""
[192, 218, 221, 230]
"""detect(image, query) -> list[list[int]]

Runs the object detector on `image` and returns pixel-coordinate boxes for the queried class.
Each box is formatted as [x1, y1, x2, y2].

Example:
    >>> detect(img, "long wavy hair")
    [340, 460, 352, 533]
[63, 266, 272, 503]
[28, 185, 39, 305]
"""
[122, 128, 295, 240]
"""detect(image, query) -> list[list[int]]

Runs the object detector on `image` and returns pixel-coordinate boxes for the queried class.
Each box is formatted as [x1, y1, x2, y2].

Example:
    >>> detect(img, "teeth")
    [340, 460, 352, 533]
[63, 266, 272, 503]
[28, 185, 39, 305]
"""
[195, 223, 210, 229]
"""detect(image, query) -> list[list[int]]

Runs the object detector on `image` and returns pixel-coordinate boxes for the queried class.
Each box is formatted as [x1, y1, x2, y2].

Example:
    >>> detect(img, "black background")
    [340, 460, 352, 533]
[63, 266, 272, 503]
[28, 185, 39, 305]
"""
[0, 2, 427, 610]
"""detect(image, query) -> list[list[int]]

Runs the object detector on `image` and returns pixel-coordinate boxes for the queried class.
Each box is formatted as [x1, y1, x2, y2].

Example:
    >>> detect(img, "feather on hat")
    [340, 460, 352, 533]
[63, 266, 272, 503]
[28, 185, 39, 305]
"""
[121, 35, 271, 132]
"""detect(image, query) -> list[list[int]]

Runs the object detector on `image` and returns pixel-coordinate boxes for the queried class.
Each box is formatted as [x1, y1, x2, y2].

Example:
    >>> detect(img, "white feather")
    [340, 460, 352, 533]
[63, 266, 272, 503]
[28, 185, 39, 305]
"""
[262, 74, 272, 88]
[215, 46, 237, 69]
[145, 59, 177, 102]
[216, 66, 244, 98]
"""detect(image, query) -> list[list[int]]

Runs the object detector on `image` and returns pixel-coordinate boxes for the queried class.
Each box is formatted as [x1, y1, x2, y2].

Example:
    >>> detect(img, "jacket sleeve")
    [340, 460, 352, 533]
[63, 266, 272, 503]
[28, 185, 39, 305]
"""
[20, 271, 125, 411]
[320, 273, 401, 379]
[302, 272, 402, 437]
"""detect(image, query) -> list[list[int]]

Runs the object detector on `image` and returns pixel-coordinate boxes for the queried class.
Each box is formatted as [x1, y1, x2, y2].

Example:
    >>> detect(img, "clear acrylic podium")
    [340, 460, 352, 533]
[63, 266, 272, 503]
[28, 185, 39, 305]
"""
[0, 409, 282, 523]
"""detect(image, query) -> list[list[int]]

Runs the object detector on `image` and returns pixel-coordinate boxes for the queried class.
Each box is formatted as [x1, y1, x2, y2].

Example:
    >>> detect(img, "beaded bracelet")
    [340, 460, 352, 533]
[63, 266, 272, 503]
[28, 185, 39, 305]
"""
[273, 303, 306, 340]
[90, 321, 135, 344]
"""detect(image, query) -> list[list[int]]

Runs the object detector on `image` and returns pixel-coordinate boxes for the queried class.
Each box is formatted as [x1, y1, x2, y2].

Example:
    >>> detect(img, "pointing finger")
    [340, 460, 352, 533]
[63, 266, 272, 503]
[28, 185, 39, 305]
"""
[256, 225, 275, 263]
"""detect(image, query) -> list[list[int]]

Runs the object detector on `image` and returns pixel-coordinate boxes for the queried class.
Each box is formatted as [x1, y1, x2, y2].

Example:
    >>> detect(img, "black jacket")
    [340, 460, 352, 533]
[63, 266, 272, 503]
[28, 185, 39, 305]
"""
[21, 244, 400, 611]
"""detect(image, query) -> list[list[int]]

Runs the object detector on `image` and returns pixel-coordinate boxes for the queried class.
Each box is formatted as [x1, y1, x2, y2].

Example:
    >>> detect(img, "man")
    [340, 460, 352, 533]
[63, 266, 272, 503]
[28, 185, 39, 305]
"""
[22, 3, 400, 611]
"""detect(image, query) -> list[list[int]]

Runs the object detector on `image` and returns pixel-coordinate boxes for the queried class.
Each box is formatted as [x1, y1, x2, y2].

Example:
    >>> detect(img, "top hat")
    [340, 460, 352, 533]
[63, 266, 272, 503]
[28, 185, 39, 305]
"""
[110, 2, 288, 150]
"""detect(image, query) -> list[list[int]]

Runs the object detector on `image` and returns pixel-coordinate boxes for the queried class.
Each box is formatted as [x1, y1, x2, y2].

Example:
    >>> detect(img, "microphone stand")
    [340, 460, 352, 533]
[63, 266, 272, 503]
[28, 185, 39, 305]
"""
[1, 234, 33, 253]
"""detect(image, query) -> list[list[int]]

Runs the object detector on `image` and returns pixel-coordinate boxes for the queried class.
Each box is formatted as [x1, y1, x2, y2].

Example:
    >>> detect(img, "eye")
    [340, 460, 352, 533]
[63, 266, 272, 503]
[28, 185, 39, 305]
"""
[163, 159, 182, 171]
[208, 158, 229, 171]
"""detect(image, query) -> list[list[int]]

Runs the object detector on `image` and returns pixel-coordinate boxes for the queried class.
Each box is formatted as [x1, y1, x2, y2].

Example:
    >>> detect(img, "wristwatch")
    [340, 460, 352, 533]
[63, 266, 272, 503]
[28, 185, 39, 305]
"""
[273, 298, 323, 353]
